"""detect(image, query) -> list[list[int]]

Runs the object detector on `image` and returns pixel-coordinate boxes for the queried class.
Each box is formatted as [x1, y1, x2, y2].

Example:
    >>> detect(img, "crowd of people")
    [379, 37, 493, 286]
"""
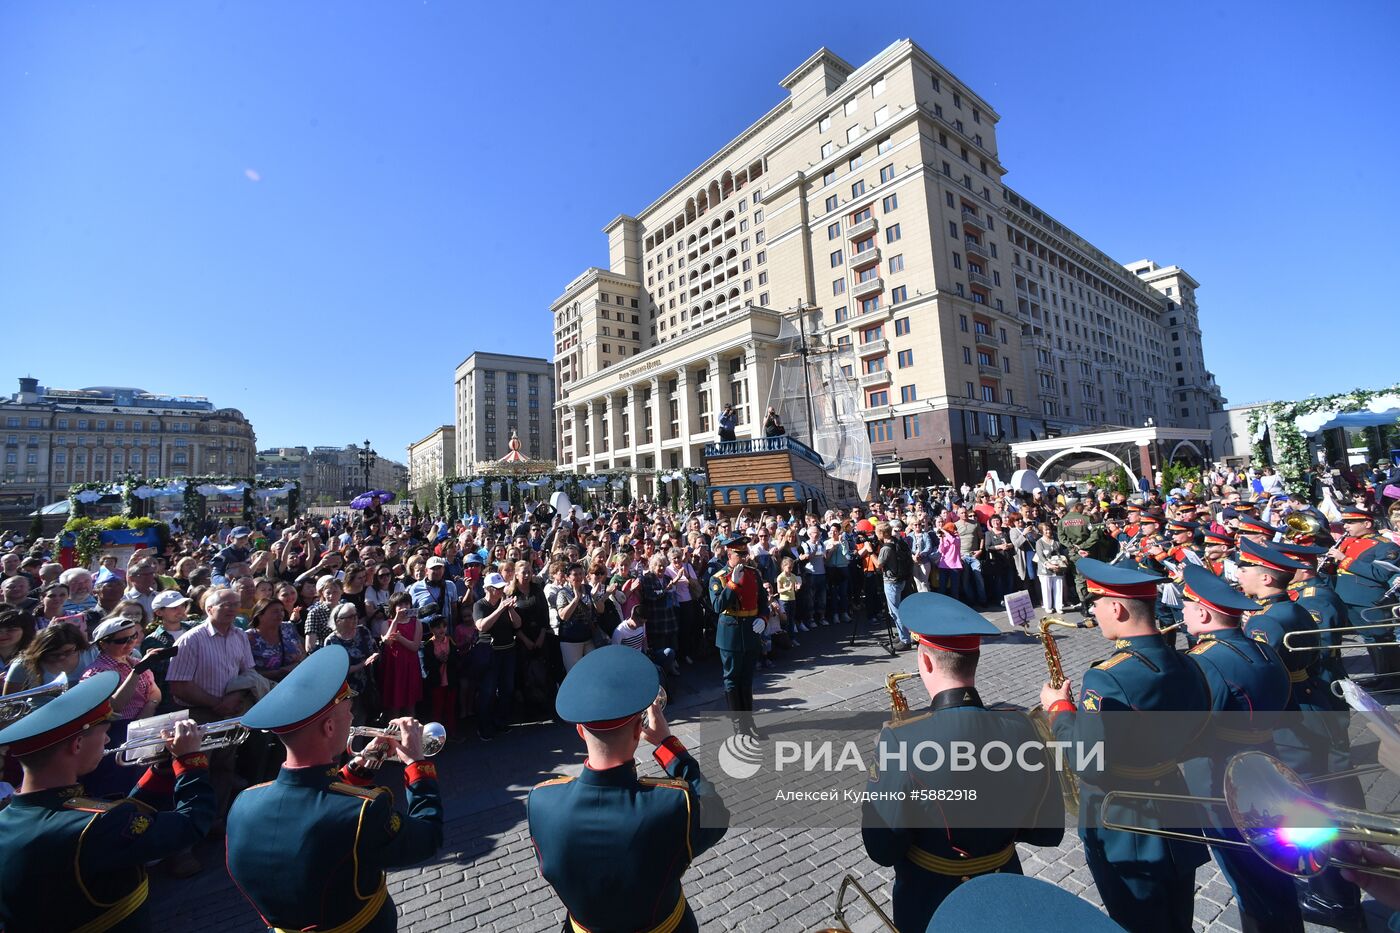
[0, 454, 1398, 927]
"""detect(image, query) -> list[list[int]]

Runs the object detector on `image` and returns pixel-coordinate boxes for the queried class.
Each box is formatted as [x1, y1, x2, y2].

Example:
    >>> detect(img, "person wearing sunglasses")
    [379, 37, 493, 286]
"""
[79, 616, 173, 797]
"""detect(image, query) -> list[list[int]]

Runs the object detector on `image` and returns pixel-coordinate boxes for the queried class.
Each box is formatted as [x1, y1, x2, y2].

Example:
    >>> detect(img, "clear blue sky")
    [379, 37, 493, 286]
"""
[3, 1, 1397, 461]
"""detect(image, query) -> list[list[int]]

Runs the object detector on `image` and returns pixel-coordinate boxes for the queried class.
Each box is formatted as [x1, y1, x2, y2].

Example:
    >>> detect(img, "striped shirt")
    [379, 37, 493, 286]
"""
[166, 620, 254, 700]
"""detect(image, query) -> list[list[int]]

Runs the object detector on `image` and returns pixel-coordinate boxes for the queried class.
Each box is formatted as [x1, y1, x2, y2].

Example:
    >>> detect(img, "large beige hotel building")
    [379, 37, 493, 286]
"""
[551, 39, 1224, 488]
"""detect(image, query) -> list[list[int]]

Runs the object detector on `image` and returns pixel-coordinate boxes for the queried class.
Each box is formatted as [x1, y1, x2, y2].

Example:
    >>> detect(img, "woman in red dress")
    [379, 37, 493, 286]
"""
[378, 593, 423, 719]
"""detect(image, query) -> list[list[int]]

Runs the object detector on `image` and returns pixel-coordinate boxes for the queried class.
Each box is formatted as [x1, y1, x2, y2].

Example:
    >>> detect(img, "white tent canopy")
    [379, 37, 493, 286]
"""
[1295, 393, 1400, 436]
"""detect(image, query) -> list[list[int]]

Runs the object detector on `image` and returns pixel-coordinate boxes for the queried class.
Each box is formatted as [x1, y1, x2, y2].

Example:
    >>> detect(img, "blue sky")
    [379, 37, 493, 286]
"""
[2, 1, 1397, 461]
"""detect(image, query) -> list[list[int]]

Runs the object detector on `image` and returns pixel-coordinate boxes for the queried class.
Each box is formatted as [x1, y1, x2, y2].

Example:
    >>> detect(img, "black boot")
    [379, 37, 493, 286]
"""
[724, 689, 743, 735]
[1298, 869, 1364, 931]
[1366, 644, 1400, 691]
[740, 683, 764, 739]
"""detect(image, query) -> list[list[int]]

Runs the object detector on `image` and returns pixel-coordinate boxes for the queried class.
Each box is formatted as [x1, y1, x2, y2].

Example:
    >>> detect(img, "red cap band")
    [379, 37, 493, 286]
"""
[7, 699, 113, 757]
[1181, 580, 1242, 616]
[1085, 579, 1159, 601]
[921, 636, 982, 654]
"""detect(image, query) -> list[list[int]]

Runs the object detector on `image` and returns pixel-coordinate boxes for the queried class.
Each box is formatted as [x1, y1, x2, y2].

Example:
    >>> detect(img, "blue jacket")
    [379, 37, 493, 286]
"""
[227, 763, 442, 932]
[529, 740, 728, 932]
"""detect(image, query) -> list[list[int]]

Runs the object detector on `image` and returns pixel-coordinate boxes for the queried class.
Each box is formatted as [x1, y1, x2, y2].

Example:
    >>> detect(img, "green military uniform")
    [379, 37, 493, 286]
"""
[1049, 559, 1211, 933]
[709, 534, 767, 736]
[0, 672, 216, 933]
[225, 647, 444, 932]
[1056, 503, 1100, 606]
[861, 594, 1064, 933]
[529, 646, 729, 933]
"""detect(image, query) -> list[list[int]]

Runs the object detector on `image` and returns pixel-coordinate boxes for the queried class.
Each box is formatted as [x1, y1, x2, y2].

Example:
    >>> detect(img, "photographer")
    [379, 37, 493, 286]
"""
[875, 522, 915, 650]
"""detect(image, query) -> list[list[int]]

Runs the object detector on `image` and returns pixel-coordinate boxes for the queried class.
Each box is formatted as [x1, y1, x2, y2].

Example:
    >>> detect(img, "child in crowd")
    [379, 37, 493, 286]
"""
[422, 616, 460, 735]
[776, 556, 802, 646]
[612, 605, 679, 676]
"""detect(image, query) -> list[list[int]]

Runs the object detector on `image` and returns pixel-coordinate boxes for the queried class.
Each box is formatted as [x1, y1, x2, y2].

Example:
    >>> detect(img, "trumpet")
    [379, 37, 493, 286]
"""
[0, 672, 69, 726]
[104, 716, 249, 766]
[347, 721, 447, 759]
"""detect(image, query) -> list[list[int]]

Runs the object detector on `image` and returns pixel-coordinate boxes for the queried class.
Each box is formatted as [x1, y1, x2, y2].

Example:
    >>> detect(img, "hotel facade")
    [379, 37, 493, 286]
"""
[551, 39, 1224, 488]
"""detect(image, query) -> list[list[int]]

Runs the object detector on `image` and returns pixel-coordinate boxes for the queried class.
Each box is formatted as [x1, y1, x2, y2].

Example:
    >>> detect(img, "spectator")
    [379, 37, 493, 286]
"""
[80, 616, 163, 797]
[144, 590, 196, 713]
[472, 573, 519, 741]
[377, 593, 423, 721]
[718, 403, 737, 442]
[0, 576, 36, 614]
[324, 603, 380, 725]
[165, 586, 256, 817]
[247, 597, 305, 683]
[875, 521, 915, 650]
[58, 568, 97, 616]
[302, 575, 343, 654]
[664, 547, 701, 665]
[3, 620, 85, 697]
[124, 560, 164, 617]
[638, 554, 680, 664]
[937, 522, 963, 597]
[422, 616, 460, 736]
[762, 407, 786, 438]
[551, 562, 600, 673]
[1034, 523, 1069, 614]
[0, 609, 36, 693]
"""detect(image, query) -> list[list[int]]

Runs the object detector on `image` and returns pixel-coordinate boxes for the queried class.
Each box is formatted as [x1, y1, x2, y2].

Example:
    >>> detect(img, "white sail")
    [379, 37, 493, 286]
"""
[766, 306, 873, 500]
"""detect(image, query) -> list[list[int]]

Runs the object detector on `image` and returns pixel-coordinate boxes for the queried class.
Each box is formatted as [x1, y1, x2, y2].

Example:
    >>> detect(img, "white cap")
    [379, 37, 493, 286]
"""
[484, 572, 507, 590]
[152, 591, 191, 611]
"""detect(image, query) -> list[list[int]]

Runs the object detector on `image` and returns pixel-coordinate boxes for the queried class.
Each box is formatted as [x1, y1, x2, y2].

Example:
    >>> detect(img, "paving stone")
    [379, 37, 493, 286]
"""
[152, 609, 1370, 930]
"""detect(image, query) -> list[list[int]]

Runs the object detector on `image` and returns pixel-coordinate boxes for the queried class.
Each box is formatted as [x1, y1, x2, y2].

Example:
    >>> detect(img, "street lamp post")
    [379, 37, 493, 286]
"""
[358, 439, 378, 491]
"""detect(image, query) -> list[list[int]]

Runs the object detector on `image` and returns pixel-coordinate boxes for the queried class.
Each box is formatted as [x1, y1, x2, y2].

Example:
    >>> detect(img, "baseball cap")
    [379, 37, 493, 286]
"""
[230, 526, 251, 538]
[425, 556, 447, 569]
[152, 591, 192, 611]
[484, 572, 507, 590]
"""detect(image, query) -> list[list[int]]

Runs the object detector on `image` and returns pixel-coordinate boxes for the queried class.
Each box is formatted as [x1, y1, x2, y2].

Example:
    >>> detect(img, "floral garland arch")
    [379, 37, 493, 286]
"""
[1245, 382, 1400, 485]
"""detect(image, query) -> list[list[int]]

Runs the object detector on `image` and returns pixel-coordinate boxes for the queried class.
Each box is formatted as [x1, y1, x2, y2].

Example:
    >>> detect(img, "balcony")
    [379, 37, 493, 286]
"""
[856, 337, 889, 358]
[978, 362, 1003, 377]
[964, 240, 988, 261]
[974, 332, 999, 349]
[968, 270, 994, 289]
[848, 245, 881, 269]
[859, 369, 892, 389]
[961, 210, 985, 233]
[846, 217, 878, 241]
[852, 276, 884, 300]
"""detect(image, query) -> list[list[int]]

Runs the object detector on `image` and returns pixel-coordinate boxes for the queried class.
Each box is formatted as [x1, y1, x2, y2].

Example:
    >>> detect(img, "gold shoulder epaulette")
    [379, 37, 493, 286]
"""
[639, 777, 687, 789]
[1093, 652, 1133, 670]
[1303, 586, 1316, 597]
[63, 797, 118, 813]
[329, 782, 389, 800]
[888, 711, 933, 728]
[1189, 640, 1217, 655]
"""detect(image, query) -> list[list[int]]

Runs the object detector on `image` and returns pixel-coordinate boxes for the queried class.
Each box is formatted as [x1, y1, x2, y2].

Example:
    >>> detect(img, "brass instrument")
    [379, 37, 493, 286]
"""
[1029, 616, 1096, 817]
[1282, 619, 1400, 651]
[0, 672, 69, 725]
[1157, 621, 1186, 635]
[104, 716, 249, 766]
[348, 721, 447, 759]
[886, 671, 919, 722]
[1284, 511, 1331, 547]
[813, 874, 898, 932]
[646, 687, 668, 729]
[1101, 751, 1400, 880]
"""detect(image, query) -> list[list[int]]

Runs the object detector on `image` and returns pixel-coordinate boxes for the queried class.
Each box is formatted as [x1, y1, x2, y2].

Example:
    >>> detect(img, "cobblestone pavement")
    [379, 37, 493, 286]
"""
[152, 604, 1397, 932]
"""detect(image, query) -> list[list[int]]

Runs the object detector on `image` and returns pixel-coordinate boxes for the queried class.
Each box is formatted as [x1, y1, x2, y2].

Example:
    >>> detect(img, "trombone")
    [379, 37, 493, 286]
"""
[1282, 619, 1400, 651]
[0, 672, 69, 725]
[104, 717, 249, 766]
[1101, 750, 1400, 880]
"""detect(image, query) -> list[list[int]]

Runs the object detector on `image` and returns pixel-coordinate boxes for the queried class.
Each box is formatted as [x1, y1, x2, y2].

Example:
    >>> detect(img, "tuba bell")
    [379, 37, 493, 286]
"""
[0, 672, 69, 725]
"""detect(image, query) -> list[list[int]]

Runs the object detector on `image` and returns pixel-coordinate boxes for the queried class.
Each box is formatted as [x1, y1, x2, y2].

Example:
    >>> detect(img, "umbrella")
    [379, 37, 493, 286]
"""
[350, 490, 395, 510]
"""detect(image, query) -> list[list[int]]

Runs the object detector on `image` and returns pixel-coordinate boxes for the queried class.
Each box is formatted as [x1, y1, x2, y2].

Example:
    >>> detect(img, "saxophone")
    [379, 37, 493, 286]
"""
[1029, 616, 1096, 817]
[886, 672, 920, 723]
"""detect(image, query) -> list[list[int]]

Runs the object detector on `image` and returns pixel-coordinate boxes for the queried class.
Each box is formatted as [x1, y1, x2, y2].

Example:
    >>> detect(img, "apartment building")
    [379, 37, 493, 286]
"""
[551, 40, 1224, 487]
[453, 353, 556, 469]
[0, 377, 256, 522]
[407, 426, 456, 501]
